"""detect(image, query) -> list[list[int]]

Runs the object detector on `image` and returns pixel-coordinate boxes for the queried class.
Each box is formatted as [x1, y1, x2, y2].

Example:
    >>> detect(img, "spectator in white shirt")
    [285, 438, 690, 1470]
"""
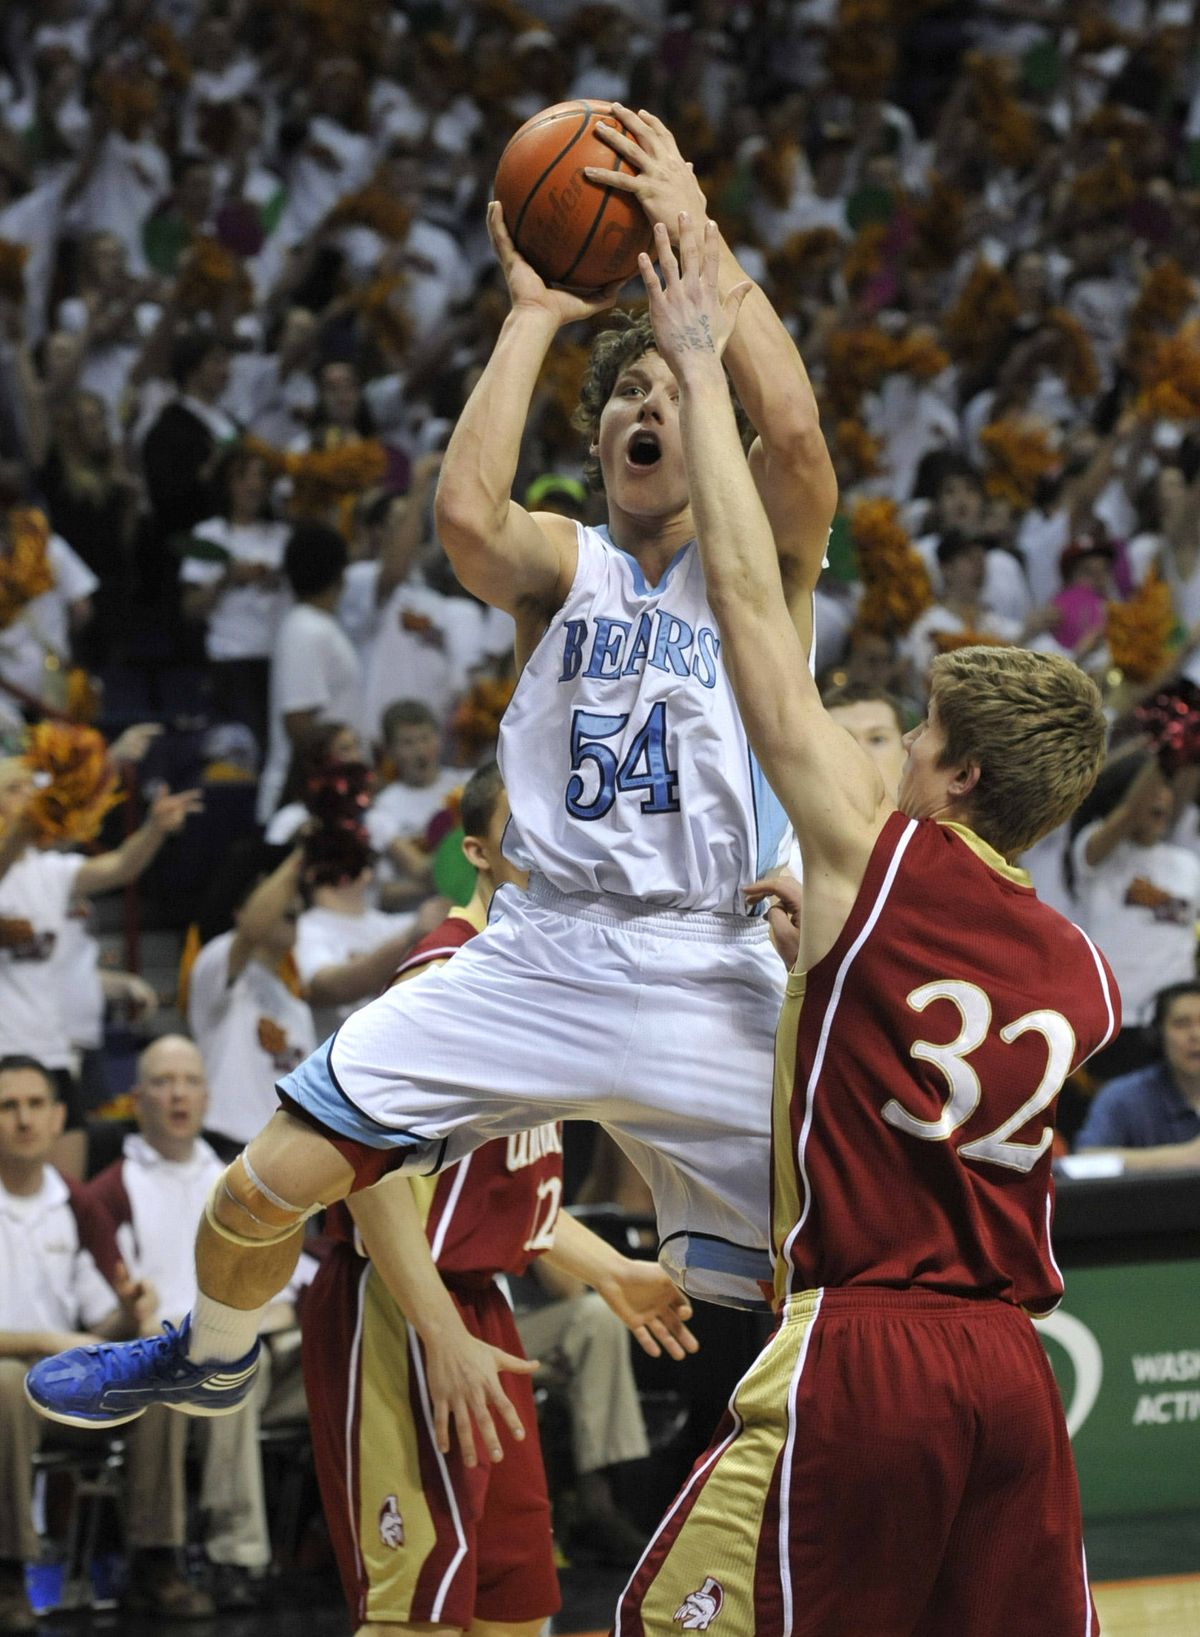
[265, 719, 365, 847]
[258, 522, 362, 824]
[901, 533, 1025, 688]
[366, 699, 464, 908]
[86, 1035, 310, 1612]
[1070, 751, 1200, 1081]
[294, 804, 437, 1040]
[0, 1055, 213, 1631]
[0, 487, 97, 716]
[186, 842, 316, 1154]
[0, 755, 200, 1179]
[181, 446, 290, 754]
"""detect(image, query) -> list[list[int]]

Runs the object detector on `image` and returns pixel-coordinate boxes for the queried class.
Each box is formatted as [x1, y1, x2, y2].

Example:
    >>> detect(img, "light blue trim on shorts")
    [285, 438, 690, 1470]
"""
[277, 1036, 433, 1161]
[659, 1230, 774, 1311]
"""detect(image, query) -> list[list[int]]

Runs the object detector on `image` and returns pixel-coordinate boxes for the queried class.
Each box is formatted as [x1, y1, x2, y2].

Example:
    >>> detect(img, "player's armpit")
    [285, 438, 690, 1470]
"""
[748, 433, 838, 634]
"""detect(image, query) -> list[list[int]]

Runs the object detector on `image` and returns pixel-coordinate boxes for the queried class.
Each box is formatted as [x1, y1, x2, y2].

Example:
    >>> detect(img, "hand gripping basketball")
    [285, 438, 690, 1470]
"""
[486, 199, 623, 327]
[584, 104, 709, 249]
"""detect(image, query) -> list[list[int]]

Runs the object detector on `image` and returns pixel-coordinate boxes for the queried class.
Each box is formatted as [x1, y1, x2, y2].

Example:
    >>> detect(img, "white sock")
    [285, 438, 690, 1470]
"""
[187, 1292, 265, 1363]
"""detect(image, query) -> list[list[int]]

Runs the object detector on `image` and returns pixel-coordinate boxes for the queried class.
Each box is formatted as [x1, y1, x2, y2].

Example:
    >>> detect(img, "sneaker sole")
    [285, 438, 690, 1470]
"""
[25, 1385, 250, 1426]
[24, 1384, 147, 1428]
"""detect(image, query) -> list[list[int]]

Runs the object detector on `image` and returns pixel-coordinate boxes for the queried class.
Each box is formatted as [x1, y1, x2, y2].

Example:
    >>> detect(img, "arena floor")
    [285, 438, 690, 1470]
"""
[28, 1538, 1198, 1630]
[30, 1517, 1200, 1637]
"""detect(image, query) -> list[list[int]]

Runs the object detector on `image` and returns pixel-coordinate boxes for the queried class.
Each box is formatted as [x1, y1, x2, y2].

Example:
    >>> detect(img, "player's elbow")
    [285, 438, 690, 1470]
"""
[433, 473, 506, 561]
[707, 564, 781, 631]
[782, 427, 838, 520]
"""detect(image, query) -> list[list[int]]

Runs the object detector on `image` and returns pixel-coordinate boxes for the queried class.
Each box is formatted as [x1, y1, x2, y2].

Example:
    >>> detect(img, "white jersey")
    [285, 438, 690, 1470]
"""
[499, 524, 790, 914]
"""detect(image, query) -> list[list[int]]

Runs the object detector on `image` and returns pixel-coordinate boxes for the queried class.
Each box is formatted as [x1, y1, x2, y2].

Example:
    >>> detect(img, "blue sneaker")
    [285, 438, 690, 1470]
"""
[25, 1318, 259, 1428]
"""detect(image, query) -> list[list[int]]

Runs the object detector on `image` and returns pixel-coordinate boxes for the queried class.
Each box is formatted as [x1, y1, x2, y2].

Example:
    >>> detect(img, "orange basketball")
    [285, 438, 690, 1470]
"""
[493, 100, 653, 293]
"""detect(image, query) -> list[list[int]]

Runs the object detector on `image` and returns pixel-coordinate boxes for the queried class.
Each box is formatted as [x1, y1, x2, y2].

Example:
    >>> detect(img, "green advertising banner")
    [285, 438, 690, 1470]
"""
[1037, 1260, 1200, 1517]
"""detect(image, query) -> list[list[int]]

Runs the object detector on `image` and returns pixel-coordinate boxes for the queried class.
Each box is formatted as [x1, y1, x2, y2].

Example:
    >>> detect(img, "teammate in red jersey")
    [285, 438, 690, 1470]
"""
[302, 762, 697, 1637]
[614, 216, 1117, 1637]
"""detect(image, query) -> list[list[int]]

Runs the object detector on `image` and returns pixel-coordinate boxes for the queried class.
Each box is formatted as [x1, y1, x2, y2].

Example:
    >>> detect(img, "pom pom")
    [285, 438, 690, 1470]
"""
[1134, 675, 1200, 776]
[244, 435, 391, 521]
[1108, 573, 1175, 684]
[826, 2, 897, 100]
[850, 498, 935, 638]
[21, 722, 124, 844]
[451, 675, 516, 763]
[175, 237, 253, 314]
[978, 417, 1059, 507]
[943, 260, 1020, 363]
[301, 817, 374, 888]
[965, 54, 1038, 168]
[302, 759, 373, 825]
[0, 510, 56, 631]
[1134, 326, 1200, 423]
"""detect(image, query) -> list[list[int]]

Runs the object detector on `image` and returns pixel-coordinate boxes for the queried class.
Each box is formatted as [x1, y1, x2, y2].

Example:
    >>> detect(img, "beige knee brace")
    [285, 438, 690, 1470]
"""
[204, 1154, 319, 1250]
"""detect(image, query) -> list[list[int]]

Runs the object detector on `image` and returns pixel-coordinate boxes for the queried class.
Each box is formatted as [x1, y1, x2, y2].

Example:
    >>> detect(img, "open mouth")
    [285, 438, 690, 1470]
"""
[627, 432, 661, 467]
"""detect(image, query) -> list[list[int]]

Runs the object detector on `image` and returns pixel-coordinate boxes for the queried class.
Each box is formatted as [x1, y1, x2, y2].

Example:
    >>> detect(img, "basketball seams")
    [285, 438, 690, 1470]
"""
[495, 99, 648, 291]
[559, 150, 631, 286]
[508, 106, 594, 249]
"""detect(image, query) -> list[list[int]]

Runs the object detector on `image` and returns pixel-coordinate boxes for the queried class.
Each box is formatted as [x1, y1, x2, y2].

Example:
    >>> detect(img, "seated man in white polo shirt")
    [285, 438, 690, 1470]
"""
[86, 1035, 315, 1613]
[0, 1056, 214, 1632]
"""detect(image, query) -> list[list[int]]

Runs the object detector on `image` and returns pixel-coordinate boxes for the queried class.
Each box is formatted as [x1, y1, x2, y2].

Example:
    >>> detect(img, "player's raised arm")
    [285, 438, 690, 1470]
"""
[639, 218, 889, 896]
[434, 202, 618, 622]
[589, 107, 837, 630]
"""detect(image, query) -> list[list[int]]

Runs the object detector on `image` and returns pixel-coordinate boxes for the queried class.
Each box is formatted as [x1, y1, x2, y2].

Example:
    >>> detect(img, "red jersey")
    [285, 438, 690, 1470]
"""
[327, 906, 565, 1280]
[772, 814, 1120, 1314]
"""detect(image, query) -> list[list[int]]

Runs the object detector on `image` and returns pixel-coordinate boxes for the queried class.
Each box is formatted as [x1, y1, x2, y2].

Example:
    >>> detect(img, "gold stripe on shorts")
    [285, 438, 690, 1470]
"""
[357, 1266, 440, 1617]
[637, 1302, 819, 1634]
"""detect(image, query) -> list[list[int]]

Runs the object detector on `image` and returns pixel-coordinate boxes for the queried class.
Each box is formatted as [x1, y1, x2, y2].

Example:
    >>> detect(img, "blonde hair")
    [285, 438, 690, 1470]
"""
[930, 646, 1106, 858]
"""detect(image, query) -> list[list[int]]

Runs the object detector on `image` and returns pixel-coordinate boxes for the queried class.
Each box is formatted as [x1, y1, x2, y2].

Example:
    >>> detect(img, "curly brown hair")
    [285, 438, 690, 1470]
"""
[571, 310, 657, 492]
[570, 308, 749, 493]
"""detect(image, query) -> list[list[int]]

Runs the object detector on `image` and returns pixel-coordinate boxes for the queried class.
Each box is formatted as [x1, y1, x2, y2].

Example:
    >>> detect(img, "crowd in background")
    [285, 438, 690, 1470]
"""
[2, 0, 1200, 1617]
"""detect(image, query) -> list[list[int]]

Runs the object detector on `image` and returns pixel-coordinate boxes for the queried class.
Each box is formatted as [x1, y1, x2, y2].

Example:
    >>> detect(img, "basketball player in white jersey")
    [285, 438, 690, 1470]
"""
[25, 109, 837, 1442]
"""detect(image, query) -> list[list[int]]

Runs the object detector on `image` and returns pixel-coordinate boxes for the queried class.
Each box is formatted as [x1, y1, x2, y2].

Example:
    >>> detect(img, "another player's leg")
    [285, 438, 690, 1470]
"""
[621, 1292, 976, 1637]
[913, 1305, 1097, 1637]
[25, 1112, 354, 1427]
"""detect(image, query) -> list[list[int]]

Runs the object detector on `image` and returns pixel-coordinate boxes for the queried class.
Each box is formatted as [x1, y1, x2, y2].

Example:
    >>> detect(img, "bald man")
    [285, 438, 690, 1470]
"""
[86, 1037, 310, 1613]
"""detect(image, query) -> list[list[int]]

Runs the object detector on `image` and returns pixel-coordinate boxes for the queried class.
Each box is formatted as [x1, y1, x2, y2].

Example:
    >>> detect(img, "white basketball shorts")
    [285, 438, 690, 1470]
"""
[279, 876, 784, 1307]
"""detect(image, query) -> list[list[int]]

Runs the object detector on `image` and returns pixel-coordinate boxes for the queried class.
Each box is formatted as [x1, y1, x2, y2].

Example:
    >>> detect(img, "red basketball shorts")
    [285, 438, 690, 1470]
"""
[301, 1246, 560, 1629]
[615, 1286, 1097, 1637]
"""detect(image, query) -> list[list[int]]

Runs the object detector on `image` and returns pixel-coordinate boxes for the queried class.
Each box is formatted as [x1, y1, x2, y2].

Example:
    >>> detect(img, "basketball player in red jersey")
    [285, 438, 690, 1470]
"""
[615, 217, 1118, 1637]
[302, 763, 698, 1637]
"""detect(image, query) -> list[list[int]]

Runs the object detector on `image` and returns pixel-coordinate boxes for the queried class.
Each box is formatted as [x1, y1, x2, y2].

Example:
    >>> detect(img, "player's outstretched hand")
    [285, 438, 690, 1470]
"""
[597, 1258, 699, 1362]
[638, 215, 750, 379]
[422, 1322, 540, 1468]
[486, 200, 623, 327]
[585, 104, 708, 247]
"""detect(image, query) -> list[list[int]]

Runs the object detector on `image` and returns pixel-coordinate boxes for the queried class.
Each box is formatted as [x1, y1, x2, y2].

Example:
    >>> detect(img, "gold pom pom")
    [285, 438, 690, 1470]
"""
[851, 498, 934, 637]
[22, 723, 124, 845]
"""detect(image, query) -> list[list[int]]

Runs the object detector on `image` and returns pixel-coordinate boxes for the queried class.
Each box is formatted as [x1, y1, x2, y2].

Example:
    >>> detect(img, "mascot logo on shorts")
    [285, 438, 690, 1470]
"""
[378, 1494, 405, 1549]
[673, 1576, 724, 1629]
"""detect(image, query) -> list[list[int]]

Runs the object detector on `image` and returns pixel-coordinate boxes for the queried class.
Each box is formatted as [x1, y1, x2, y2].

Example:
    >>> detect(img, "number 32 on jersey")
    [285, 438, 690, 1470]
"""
[883, 978, 1076, 1174]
